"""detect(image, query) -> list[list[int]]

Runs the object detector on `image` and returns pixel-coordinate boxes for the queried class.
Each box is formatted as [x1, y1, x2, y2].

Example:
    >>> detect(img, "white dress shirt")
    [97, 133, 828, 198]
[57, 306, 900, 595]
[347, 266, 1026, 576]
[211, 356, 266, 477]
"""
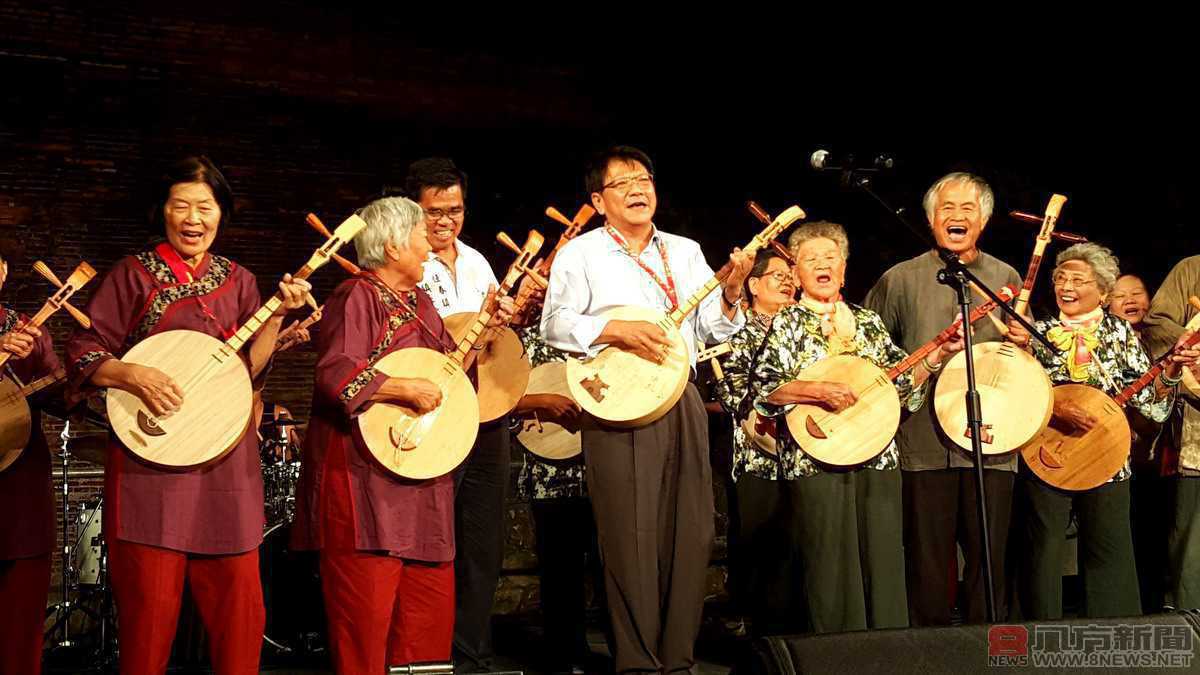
[540, 225, 744, 367]
[418, 239, 499, 317]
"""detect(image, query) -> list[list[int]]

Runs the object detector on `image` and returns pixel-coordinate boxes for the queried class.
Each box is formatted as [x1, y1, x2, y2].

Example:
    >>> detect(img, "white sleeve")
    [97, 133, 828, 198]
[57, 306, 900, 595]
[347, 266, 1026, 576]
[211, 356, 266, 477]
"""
[691, 242, 743, 344]
[540, 243, 609, 356]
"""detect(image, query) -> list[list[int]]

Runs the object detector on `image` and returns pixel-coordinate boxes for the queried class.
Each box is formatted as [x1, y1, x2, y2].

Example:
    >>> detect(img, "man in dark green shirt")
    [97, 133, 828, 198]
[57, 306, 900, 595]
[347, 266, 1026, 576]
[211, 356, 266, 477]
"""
[864, 172, 1022, 625]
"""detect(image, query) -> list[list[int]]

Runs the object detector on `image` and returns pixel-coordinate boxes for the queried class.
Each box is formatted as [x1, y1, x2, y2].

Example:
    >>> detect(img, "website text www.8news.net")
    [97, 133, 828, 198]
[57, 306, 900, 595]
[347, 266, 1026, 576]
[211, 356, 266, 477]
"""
[987, 623, 1195, 668]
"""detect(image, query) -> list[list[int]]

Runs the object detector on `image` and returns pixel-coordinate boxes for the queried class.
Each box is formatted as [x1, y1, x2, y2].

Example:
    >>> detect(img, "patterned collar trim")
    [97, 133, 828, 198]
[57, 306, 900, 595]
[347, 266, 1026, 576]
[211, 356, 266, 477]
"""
[128, 250, 235, 346]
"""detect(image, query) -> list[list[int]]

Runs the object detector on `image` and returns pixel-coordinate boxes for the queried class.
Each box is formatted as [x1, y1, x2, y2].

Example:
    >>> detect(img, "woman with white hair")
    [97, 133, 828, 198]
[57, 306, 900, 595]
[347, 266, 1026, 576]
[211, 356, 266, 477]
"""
[291, 196, 492, 672]
[1008, 242, 1199, 619]
[750, 221, 965, 632]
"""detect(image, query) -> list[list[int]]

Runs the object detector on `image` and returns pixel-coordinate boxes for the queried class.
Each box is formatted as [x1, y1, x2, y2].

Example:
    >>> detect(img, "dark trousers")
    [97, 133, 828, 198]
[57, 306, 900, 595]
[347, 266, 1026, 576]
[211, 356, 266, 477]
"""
[1166, 476, 1200, 610]
[532, 497, 606, 669]
[797, 469, 908, 633]
[1019, 475, 1140, 619]
[734, 475, 805, 637]
[453, 419, 511, 665]
[584, 384, 713, 674]
[1131, 466, 1172, 612]
[902, 468, 1014, 625]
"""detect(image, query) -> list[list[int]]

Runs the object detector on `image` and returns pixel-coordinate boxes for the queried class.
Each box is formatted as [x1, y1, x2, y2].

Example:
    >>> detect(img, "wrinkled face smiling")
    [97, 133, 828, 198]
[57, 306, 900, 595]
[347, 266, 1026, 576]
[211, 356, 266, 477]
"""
[591, 159, 657, 230]
[1108, 275, 1150, 326]
[163, 181, 221, 265]
[1053, 260, 1105, 319]
[930, 181, 988, 259]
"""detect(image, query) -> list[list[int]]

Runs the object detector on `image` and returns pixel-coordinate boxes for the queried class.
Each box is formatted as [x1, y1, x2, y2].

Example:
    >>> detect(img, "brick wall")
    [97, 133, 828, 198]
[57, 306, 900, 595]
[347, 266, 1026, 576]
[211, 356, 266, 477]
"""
[1, 1, 724, 618]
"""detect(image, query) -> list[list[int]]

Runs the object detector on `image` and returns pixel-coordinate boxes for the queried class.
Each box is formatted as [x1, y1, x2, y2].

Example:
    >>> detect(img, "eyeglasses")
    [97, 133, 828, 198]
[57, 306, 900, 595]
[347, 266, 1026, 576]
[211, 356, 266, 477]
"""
[602, 173, 654, 195]
[425, 206, 465, 222]
[756, 271, 793, 285]
[1051, 273, 1097, 288]
[798, 253, 843, 268]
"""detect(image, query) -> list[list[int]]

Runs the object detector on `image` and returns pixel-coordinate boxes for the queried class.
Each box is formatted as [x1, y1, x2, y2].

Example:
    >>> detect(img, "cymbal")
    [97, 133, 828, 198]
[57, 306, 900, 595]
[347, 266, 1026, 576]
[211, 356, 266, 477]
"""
[260, 417, 301, 428]
[54, 434, 109, 466]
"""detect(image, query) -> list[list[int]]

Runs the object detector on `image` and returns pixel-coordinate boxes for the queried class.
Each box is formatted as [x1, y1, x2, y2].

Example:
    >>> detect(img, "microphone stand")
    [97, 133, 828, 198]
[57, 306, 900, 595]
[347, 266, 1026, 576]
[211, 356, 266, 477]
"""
[840, 168, 1054, 623]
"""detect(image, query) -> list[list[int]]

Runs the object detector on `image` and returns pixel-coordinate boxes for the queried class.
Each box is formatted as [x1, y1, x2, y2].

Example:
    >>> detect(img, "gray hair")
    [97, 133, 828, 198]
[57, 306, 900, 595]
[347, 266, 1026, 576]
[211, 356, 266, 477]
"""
[354, 196, 425, 270]
[788, 220, 850, 261]
[1054, 242, 1120, 295]
[923, 172, 995, 223]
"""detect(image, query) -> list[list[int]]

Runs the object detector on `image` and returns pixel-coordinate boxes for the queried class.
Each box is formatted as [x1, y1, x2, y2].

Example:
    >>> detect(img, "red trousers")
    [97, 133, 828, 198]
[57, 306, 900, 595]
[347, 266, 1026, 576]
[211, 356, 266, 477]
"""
[0, 554, 51, 675]
[108, 538, 265, 675]
[321, 550, 454, 673]
[320, 444, 454, 674]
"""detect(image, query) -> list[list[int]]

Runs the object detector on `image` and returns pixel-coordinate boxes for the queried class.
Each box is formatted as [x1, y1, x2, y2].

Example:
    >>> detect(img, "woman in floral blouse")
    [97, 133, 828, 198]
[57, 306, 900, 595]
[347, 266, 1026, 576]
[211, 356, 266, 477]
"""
[1006, 243, 1199, 619]
[751, 221, 964, 633]
[712, 248, 796, 636]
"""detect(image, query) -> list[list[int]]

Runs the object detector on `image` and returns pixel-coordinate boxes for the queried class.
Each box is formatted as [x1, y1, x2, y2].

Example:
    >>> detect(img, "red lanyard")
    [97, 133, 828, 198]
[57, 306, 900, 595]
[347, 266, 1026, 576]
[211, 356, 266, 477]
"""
[604, 225, 678, 311]
[154, 243, 236, 339]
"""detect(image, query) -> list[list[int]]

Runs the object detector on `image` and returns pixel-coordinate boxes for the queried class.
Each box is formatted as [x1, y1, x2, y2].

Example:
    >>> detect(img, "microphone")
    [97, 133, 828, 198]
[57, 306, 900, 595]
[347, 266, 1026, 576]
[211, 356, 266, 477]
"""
[810, 149, 895, 172]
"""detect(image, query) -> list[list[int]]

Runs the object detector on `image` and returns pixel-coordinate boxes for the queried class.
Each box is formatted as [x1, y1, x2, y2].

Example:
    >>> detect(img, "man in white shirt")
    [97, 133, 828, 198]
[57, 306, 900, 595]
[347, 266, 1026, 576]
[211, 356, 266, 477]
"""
[415, 160, 498, 314]
[406, 158, 517, 671]
[541, 146, 750, 673]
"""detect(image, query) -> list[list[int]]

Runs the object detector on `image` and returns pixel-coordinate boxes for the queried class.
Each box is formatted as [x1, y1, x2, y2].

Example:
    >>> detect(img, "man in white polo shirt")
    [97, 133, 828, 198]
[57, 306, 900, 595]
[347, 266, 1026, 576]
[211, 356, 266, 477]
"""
[407, 158, 515, 672]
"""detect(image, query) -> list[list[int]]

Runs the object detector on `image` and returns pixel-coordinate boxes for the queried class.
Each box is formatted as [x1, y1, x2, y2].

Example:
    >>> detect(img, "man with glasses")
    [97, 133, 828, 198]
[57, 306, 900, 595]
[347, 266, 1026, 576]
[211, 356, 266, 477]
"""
[863, 172, 1022, 625]
[407, 158, 518, 671]
[541, 146, 751, 672]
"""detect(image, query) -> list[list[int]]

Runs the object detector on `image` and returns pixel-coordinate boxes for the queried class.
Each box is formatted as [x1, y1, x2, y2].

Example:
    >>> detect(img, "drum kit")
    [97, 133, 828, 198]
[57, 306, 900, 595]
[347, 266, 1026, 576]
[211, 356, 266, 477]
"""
[40, 404, 324, 669]
[256, 412, 326, 658]
[42, 414, 118, 670]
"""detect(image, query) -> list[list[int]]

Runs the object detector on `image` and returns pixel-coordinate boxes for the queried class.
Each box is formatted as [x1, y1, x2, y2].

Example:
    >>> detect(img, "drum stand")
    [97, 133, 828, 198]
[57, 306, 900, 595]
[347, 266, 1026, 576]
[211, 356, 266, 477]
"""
[43, 421, 118, 669]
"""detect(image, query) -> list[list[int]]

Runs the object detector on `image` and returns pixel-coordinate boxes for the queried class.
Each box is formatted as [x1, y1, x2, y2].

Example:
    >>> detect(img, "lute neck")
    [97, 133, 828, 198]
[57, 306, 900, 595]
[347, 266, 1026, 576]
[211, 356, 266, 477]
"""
[225, 263, 316, 353]
[1114, 331, 1200, 407]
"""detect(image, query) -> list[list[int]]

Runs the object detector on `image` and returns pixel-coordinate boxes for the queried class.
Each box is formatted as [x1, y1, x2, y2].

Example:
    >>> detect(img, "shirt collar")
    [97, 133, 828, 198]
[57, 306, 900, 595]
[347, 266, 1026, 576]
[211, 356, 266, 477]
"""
[605, 222, 662, 253]
[425, 239, 462, 267]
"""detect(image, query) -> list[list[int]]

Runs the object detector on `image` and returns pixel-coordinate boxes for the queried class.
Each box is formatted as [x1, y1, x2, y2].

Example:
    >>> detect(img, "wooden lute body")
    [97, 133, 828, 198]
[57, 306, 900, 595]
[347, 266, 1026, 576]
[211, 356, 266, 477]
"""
[358, 231, 543, 479]
[516, 361, 580, 461]
[1023, 297, 1200, 491]
[934, 194, 1066, 455]
[1021, 384, 1131, 491]
[106, 215, 364, 469]
[785, 285, 1016, 467]
[0, 368, 67, 473]
[566, 205, 807, 428]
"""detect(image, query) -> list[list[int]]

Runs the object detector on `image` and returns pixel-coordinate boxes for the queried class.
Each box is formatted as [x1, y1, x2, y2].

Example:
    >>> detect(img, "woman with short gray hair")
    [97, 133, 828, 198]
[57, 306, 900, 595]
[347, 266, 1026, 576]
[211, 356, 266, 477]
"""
[354, 196, 426, 270]
[788, 220, 851, 262]
[291, 194, 465, 672]
[1052, 242, 1120, 296]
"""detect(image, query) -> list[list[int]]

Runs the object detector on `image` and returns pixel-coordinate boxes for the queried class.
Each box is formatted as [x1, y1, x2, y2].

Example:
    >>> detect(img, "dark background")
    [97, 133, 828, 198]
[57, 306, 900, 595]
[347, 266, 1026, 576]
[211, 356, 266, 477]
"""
[1, 3, 1192, 418]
